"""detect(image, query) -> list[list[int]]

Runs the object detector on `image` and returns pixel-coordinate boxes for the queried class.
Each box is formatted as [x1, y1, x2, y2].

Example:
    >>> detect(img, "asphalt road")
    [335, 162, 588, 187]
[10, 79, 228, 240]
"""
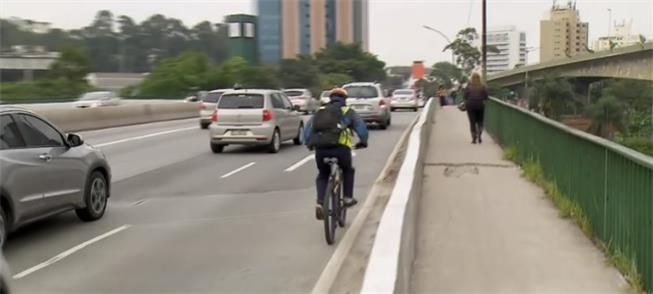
[3, 110, 419, 293]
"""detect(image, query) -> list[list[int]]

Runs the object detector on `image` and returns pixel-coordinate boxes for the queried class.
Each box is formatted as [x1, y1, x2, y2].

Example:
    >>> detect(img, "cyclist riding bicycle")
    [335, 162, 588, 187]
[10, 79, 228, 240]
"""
[304, 88, 369, 220]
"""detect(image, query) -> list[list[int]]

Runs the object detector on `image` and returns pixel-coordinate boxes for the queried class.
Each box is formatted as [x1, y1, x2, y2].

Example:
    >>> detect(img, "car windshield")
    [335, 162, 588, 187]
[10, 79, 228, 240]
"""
[218, 94, 264, 109]
[394, 90, 414, 96]
[284, 90, 304, 97]
[344, 86, 379, 98]
[78, 92, 113, 101]
[203, 92, 224, 103]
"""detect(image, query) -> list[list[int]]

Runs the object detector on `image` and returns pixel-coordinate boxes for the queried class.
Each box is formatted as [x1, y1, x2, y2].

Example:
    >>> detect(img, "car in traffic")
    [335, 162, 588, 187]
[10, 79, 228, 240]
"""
[0, 253, 8, 293]
[0, 106, 111, 247]
[320, 91, 331, 105]
[342, 82, 392, 129]
[208, 89, 304, 153]
[390, 89, 419, 112]
[73, 91, 122, 108]
[198, 89, 230, 129]
[283, 89, 319, 114]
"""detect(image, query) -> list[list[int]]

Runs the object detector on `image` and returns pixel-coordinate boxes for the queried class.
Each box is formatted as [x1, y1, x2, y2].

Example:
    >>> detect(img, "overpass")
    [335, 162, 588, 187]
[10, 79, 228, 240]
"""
[0, 52, 59, 81]
[488, 42, 653, 87]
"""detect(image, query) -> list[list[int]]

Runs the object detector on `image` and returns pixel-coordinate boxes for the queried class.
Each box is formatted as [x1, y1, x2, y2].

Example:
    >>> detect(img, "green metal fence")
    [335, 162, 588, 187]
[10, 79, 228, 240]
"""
[485, 98, 653, 293]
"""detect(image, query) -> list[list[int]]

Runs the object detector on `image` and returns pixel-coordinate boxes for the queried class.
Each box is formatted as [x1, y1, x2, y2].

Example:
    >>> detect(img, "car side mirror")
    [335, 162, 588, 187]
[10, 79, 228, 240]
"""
[67, 133, 84, 147]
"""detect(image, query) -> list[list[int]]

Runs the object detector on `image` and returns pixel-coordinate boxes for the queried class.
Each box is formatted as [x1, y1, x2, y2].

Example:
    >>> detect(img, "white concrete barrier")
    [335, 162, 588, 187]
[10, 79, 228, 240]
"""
[360, 98, 435, 294]
[30, 102, 198, 132]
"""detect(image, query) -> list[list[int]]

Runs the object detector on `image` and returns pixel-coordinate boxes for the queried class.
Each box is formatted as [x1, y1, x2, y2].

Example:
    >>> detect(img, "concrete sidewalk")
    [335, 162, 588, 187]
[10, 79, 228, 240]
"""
[410, 106, 628, 293]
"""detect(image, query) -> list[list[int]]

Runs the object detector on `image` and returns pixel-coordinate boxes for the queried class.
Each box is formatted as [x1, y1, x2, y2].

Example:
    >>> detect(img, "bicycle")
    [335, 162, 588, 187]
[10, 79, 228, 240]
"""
[321, 145, 365, 245]
[322, 157, 347, 245]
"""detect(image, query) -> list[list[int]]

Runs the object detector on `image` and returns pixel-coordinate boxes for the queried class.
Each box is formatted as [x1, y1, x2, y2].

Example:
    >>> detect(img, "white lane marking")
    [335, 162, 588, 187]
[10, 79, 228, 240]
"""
[93, 126, 196, 147]
[285, 154, 314, 172]
[221, 162, 256, 179]
[13, 225, 131, 279]
[284, 151, 357, 172]
[131, 199, 148, 207]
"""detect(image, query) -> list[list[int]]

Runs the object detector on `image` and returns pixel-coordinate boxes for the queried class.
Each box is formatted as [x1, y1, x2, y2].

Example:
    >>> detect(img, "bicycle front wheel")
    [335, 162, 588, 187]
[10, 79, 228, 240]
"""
[323, 179, 337, 245]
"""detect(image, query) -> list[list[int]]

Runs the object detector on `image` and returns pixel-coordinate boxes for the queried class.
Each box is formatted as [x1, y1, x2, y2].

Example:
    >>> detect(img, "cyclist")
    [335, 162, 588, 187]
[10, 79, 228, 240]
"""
[304, 88, 369, 220]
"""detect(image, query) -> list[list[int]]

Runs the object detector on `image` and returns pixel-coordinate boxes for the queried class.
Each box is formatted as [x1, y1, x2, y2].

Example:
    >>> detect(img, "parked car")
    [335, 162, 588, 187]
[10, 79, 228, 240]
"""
[208, 89, 304, 153]
[342, 82, 392, 129]
[199, 89, 230, 129]
[0, 106, 111, 247]
[73, 91, 121, 108]
[283, 89, 319, 114]
[390, 89, 419, 112]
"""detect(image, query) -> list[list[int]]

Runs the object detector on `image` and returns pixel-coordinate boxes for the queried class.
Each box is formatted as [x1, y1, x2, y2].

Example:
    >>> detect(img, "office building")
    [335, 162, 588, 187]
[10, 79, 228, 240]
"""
[592, 20, 642, 51]
[540, 1, 589, 62]
[257, 0, 368, 64]
[486, 26, 527, 75]
[226, 14, 258, 64]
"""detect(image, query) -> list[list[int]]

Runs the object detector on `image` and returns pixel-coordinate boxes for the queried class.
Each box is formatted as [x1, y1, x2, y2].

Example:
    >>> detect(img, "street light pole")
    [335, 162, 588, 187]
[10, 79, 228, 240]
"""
[481, 0, 487, 81]
[607, 8, 612, 36]
[422, 25, 455, 64]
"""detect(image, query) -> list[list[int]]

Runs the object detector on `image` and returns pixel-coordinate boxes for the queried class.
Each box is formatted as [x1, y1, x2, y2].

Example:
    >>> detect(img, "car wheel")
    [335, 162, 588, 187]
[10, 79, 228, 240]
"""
[413, 107, 418, 112]
[200, 122, 210, 129]
[268, 129, 281, 153]
[379, 119, 388, 130]
[76, 171, 108, 222]
[211, 143, 224, 153]
[293, 124, 304, 145]
[0, 207, 7, 247]
[390, 108, 395, 112]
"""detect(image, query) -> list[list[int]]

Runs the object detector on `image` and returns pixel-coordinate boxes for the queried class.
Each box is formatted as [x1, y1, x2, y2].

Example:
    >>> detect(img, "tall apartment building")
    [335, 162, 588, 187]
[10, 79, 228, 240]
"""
[540, 1, 589, 62]
[593, 20, 642, 51]
[486, 26, 527, 75]
[257, 0, 369, 64]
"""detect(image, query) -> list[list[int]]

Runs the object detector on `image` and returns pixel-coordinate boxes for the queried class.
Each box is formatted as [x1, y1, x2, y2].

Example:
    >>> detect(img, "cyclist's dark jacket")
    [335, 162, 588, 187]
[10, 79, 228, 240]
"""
[303, 96, 369, 148]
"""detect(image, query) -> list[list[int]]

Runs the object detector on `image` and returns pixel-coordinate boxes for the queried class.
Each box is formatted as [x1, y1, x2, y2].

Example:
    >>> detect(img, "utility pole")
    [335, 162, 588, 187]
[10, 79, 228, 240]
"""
[607, 8, 612, 36]
[481, 0, 487, 80]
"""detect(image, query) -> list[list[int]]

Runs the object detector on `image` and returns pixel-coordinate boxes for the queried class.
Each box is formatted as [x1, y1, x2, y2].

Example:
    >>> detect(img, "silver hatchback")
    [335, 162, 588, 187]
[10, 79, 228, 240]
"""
[209, 89, 304, 153]
[0, 107, 111, 246]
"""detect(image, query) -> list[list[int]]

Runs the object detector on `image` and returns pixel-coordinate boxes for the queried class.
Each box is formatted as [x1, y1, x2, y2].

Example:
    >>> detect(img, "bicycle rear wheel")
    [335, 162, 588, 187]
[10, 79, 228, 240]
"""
[323, 178, 337, 245]
[337, 181, 347, 227]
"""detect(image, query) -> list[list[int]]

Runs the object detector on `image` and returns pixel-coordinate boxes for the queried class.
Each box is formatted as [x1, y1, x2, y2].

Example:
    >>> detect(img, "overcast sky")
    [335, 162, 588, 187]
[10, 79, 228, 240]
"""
[1, 0, 652, 66]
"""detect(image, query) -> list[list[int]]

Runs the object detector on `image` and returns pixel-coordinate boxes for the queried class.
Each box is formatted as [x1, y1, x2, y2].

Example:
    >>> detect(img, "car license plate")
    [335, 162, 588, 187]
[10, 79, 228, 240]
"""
[231, 130, 247, 136]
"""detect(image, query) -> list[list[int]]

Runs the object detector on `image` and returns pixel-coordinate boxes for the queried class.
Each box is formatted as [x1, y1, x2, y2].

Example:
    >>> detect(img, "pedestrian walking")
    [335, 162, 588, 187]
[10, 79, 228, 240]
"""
[437, 86, 447, 106]
[464, 72, 489, 144]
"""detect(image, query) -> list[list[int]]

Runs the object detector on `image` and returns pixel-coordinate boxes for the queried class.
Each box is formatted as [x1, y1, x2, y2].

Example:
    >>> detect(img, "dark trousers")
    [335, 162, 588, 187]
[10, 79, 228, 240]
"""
[439, 96, 447, 106]
[315, 146, 354, 205]
[466, 104, 485, 139]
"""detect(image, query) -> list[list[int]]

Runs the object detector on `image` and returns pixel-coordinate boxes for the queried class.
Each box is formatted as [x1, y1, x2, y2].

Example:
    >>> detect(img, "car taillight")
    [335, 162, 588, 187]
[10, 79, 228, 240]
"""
[379, 99, 386, 107]
[199, 102, 206, 110]
[210, 110, 218, 122]
[262, 109, 273, 121]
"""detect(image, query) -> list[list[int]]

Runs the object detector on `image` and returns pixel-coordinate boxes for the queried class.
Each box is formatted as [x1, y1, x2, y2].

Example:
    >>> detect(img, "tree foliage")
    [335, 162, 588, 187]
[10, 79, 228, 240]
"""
[430, 61, 462, 89]
[529, 76, 576, 119]
[314, 42, 386, 82]
[1, 11, 229, 72]
[49, 47, 91, 82]
[444, 28, 481, 75]
[587, 94, 625, 139]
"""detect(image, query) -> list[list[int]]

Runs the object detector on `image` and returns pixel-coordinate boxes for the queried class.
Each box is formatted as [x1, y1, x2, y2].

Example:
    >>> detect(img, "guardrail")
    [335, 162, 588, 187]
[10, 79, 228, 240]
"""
[31, 102, 198, 132]
[360, 99, 435, 293]
[485, 98, 653, 293]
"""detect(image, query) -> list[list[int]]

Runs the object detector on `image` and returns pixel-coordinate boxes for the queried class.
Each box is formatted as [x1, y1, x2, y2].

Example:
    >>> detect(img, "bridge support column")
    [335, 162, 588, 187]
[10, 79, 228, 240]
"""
[23, 69, 34, 81]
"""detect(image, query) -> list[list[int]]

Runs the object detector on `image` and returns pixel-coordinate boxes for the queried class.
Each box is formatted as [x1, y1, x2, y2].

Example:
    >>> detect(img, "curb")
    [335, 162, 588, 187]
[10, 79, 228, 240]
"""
[360, 98, 435, 293]
[310, 110, 424, 294]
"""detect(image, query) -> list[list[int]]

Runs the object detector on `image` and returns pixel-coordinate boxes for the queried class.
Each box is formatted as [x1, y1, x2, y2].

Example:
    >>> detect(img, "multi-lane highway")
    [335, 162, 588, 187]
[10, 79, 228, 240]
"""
[4, 111, 418, 293]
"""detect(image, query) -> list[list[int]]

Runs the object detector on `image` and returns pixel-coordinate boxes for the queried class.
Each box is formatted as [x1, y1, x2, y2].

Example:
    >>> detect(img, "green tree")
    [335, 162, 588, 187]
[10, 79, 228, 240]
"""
[429, 61, 462, 89]
[588, 95, 625, 139]
[529, 76, 575, 119]
[314, 42, 386, 82]
[444, 28, 481, 75]
[279, 55, 320, 89]
[139, 51, 214, 97]
[49, 47, 91, 82]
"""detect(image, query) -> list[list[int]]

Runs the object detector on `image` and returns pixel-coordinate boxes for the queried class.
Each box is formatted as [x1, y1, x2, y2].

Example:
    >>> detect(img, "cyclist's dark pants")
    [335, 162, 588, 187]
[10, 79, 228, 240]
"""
[315, 146, 354, 205]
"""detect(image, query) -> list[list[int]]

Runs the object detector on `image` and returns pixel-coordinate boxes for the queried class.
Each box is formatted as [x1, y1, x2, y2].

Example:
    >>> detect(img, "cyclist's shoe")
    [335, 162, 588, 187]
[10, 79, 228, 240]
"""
[343, 198, 358, 208]
[315, 204, 324, 220]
